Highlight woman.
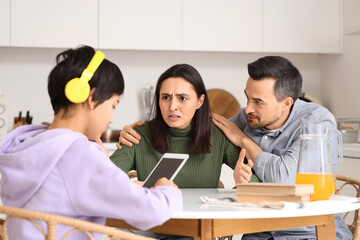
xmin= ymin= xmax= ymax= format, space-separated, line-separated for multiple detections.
xmin=0 ymin=46 xmax=182 ymax=240
xmin=110 ymin=64 xmax=259 ymax=188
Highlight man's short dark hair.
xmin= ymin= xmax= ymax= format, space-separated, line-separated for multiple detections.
xmin=247 ymin=56 xmax=302 ymax=102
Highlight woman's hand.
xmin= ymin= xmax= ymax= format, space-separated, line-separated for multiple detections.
xmin=233 ymin=149 xmax=253 ymax=184
xmin=116 ymin=121 xmax=143 ymax=149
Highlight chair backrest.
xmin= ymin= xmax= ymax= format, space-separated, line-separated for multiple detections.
xmin=0 ymin=206 xmax=154 ymax=240
xmin=335 ymin=174 xmax=360 ymax=240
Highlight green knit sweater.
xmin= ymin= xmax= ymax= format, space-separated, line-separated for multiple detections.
xmin=110 ymin=123 xmax=259 ymax=188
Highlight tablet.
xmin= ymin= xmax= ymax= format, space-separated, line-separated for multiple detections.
xmin=142 ymin=153 xmax=189 ymax=188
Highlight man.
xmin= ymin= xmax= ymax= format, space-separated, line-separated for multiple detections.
xmin=213 ymin=56 xmax=335 ymax=184
xmin=116 ymin=56 xmax=352 ymax=240
xmin=211 ymin=56 xmax=352 ymax=239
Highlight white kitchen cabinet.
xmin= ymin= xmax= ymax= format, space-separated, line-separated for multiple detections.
xmin=263 ymin=0 xmax=342 ymax=53
xmin=338 ymin=144 xmax=360 ymax=180
xmin=336 ymin=145 xmax=360 ymax=203
xmin=0 ymin=0 xmax=10 ymax=46
xmin=99 ymin=0 xmax=182 ymax=50
xmin=4 ymin=0 xmax=343 ymax=53
xmin=11 ymin=0 xmax=98 ymax=48
xmin=182 ymin=0 xmax=262 ymax=52
xmin=343 ymin=0 xmax=360 ymax=35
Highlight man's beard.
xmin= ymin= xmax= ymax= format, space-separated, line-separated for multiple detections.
xmin=247 ymin=113 xmax=281 ymax=129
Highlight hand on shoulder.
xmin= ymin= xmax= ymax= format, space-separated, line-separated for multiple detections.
xmin=116 ymin=121 xmax=143 ymax=149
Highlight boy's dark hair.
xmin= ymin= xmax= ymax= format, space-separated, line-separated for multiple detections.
xmin=48 ymin=45 xmax=124 ymax=114
xmin=148 ymin=64 xmax=212 ymax=154
xmin=247 ymin=56 xmax=302 ymax=102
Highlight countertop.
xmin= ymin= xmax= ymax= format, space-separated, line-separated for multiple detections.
xmin=103 ymin=142 xmax=360 ymax=159
xmin=103 ymin=142 xmax=117 ymax=151
xmin=103 ymin=142 xmax=117 ymax=156
xmin=343 ymin=143 xmax=360 ymax=158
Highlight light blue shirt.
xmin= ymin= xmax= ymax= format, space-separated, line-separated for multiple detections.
xmin=231 ymin=99 xmax=339 ymax=183
xmin=230 ymin=99 xmax=352 ymax=240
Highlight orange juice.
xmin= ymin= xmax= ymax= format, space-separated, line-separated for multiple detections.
xmin=296 ymin=173 xmax=335 ymax=201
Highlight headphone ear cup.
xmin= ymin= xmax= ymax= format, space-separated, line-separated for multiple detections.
xmin=64 ymin=78 xmax=90 ymax=103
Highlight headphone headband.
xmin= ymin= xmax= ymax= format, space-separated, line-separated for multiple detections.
xmin=64 ymin=50 xmax=105 ymax=103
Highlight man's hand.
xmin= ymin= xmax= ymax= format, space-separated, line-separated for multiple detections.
xmin=233 ymin=149 xmax=253 ymax=184
xmin=95 ymin=138 xmax=109 ymax=158
xmin=153 ymin=177 xmax=180 ymax=191
xmin=116 ymin=121 xmax=143 ymax=149
xmin=212 ymin=113 xmax=246 ymax=147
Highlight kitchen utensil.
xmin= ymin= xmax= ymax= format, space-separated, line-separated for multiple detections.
xmin=18 ymin=111 xmax=22 ymax=122
xmin=296 ymin=118 xmax=342 ymax=201
xmin=340 ymin=129 xmax=359 ymax=143
xmin=140 ymin=87 xmax=153 ymax=120
xmin=100 ymin=129 xmax=121 ymax=143
xmin=25 ymin=111 xmax=33 ymax=124
xmin=207 ymin=89 xmax=240 ymax=119
xmin=337 ymin=118 xmax=360 ymax=143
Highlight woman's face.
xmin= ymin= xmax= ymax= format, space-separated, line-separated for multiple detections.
xmin=159 ymin=77 xmax=204 ymax=129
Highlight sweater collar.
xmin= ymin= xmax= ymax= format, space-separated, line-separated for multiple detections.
xmin=169 ymin=124 xmax=192 ymax=137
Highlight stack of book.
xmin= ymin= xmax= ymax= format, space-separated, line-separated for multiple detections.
xmin=236 ymin=183 xmax=314 ymax=203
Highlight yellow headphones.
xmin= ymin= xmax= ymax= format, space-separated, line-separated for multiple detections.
xmin=64 ymin=50 xmax=105 ymax=103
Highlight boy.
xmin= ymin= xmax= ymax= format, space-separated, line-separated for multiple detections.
xmin=0 ymin=45 xmax=182 ymax=240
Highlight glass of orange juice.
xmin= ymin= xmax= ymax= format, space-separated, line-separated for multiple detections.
xmin=296 ymin=118 xmax=342 ymax=201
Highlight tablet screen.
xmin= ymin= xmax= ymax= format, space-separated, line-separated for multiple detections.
xmin=142 ymin=156 xmax=186 ymax=188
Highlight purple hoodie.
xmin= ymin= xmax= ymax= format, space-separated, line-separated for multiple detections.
xmin=0 ymin=125 xmax=183 ymax=240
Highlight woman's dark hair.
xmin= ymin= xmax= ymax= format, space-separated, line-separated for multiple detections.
xmin=148 ymin=64 xmax=212 ymax=154
xmin=247 ymin=56 xmax=302 ymax=102
xmin=48 ymin=45 xmax=124 ymax=114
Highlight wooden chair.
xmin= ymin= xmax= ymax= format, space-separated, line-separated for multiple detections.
xmin=335 ymin=175 xmax=360 ymax=240
xmin=0 ymin=205 xmax=154 ymax=240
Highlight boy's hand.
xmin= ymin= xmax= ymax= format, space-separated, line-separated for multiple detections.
xmin=153 ymin=177 xmax=180 ymax=191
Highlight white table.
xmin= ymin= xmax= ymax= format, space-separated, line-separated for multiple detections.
xmin=106 ymin=188 xmax=360 ymax=240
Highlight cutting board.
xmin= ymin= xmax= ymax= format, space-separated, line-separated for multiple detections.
xmin=207 ymin=89 xmax=241 ymax=119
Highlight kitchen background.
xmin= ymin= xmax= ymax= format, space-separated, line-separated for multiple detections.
xmin=0 ymin=0 xmax=360 ymax=187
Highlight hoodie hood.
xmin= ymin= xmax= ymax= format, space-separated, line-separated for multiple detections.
xmin=0 ymin=125 xmax=86 ymax=208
